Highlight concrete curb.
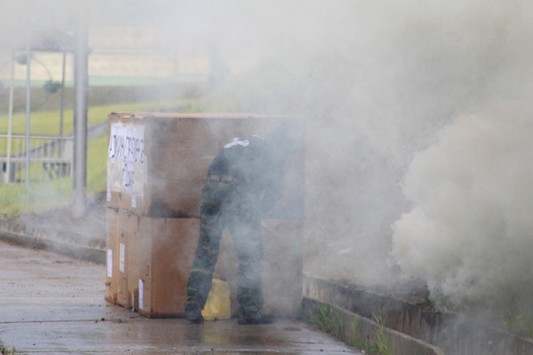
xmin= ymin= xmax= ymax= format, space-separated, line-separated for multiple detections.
xmin=302 ymin=297 xmax=446 ymax=355
xmin=303 ymin=274 xmax=533 ymax=355
xmin=0 ymin=228 xmax=105 ymax=264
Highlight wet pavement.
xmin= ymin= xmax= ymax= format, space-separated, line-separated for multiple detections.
xmin=0 ymin=240 xmax=359 ymax=354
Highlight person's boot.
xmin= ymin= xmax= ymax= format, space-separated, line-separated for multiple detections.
xmin=237 ymin=312 xmax=273 ymax=325
xmin=184 ymin=302 xmax=204 ymax=324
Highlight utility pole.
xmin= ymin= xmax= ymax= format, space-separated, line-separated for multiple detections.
xmin=72 ymin=16 xmax=88 ymax=218
xmin=24 ymin=31 xmax=32 ymax=186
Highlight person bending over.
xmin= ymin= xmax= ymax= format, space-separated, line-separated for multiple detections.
xmin=184 ymin=125 xmax=295 ymax=325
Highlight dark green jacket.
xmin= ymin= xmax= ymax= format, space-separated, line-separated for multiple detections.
xmin=207 ymin=135 xmax=286 ymax=213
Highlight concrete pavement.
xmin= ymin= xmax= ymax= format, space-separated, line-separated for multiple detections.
xmin=0 ymin=240 xmax=359 ymax=354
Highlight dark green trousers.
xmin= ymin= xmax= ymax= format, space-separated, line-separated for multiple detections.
xmin=186 ymin=180 xmax=264 ymax=317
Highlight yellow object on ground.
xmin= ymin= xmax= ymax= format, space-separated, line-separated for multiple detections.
xmin=201 ymin=278 xmax=231 ymax=320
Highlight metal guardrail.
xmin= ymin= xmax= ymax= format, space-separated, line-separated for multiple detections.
xmin=0 ymin=134 xmax=74 ymax=183
xmin=0 ymin=121 xmax=108 ymax=184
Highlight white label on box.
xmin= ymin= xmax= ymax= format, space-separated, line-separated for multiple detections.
xmin=108 ymin=124 xmax=146 ymax=163
xmin=138 ymin=279 xmax=144 ymax=311
xmin=107 ymin=123 xmax=146 ymax=200
xmin=107 ymin=249 xmax=113 ymax=278
xmin=119 ymin=243 xmax=125 ymax=273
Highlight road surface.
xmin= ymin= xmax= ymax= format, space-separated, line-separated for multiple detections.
xmin=0 ymin=240 xmax=360 ymax=354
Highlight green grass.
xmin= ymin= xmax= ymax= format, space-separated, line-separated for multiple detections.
xmin=311 ymin=304 xmax=392 ymax=355
xmin=0 ymin=101 xmax=185 ymax=137
xmin=372 ymin=314 xmax=392 ymax=355
xmin=0 ymin=180 xmax=70 ymax=216
xmin=87 ymin=134 xmax=109 ymax=193
xmin=501 ymin=295 xmax=533 ymax=338
xmin=311 ymin=303 xmax=343 ymax=338
xmin=351 ymin=316 xmax=366 ymax=350
xmin=0 ymin=344 xmax=17 ymax=354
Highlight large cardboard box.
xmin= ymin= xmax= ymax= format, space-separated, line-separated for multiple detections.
xmin=105 ymin=209 xmax=198 ymax=315
xmin=104 ymin=208 xmax=119 ymax=304
xmin=117 ymin=210 xmax=141 ymax=309
xmin=137 ymin=217 xmax=199 ymax=318
xmin=105 ymin=112 xmax=306 ymax=318
xmin=105 ymin=208 xmax=140 ymax=309
xmin=106 ymin=213 xmax=303 ymax=318
xmin=106 ymin=113 xmax=287 ymax=218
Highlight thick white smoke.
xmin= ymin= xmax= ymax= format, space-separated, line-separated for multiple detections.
xmin=391 ymin=104 xmax=533 ymax=316
xmin=2 ymin=0 xmax=533 ymax=321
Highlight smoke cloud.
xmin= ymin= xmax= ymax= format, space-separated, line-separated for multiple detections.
xmin=392 ymin=105 xmax=533 ymax=307
xmin=385 ymin=0 xmax=533 ymax=328
xmin=1 ymin=0 xmax=533 ymax=327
